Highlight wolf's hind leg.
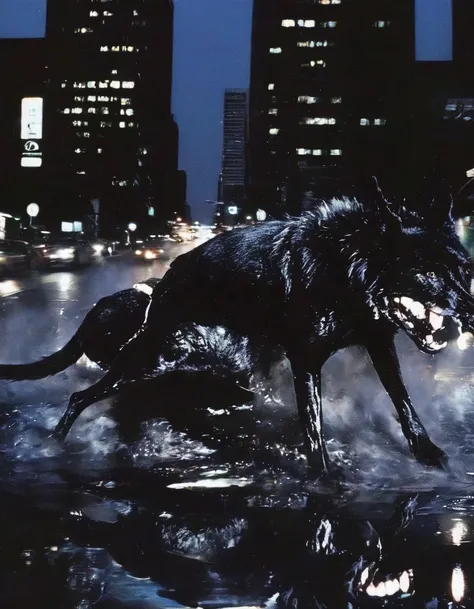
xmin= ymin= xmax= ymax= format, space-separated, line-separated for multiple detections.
xmin=366 ymin=339 xmax=448 ymax=469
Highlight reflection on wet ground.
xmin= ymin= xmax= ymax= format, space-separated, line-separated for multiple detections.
xmin=1 ymin=251 xmax=474 ymax=606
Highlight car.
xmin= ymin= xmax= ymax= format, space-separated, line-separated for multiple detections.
xmin=37 ymin=236 xmax=97 ymax=269
xmin=0 ymin=240 xmax=44 ymax=278
xmin=133 ymin=239 xmax=166 ymax=262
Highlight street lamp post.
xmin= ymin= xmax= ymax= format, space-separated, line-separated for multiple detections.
xmin=26 ymin=203 xmax=40 ymax=227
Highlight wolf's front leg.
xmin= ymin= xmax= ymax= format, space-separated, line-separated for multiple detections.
xmin=291 ymin=361 xmax=332 ymax=477
xmin=366 ymin=339 xmax=448 ymax=469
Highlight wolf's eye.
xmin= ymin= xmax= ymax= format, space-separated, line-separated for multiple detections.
xmin=427 ymin=272 xmax=436 ymax=279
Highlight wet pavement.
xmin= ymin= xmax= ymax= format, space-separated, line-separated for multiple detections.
xmin=1 ymin=238 xmax=474 ymax=607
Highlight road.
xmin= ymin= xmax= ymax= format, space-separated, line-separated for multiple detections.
xmin=0 ymin=240 xmax=198 ymax=362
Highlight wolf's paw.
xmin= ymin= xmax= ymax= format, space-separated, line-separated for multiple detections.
xmin=411 ymin=436 xmax=448 ymax=470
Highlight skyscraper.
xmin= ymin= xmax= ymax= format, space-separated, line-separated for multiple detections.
xmin=248 ymin=0 xmax=415 ymax=217
xmin=219 ymin=89 xmax=248 ymax=212
xmin=45 ymin=0 xmax=179 ymax=236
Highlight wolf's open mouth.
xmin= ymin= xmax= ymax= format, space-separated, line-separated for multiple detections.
xmin=392 ymin=296 xmax=449 ymax=351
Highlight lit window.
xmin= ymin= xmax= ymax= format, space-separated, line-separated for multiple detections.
xmin=82 ymin=132 xmax=91 ymax=138
xmin=322 ymin=21 xmax=337 ymax=27
xmin=268 ymin=83 xmax=275 ymax=90
xmin=296 ymin=148 xmax=311 ymax=155
xmin=298 ymin=95 xmax=320 ymax=104
xmin=75 ymin=148 xmax=85 ymax=154
xmin=119 ymin=121 xmax=126 ymax=128
xmin=100 ymin=121 xmax=112 ymax=127
xmin=282 ymin=19 xmax=295 ymax=27
xmin=90 ymin=10 xmax=98 ymax=16
xmin=103 ymin=10 xmax=113 ymax=16
xmin=73 ymin=82 xmax=86 ymax=88
xmin=121 ymin=97 xmax=132 ymax=105
xmin=133 ymin=10 xmax=138 ymax=16
xmin=98 ymin=96 xmax=109 ymax=102
xmin=360 ymin=118 xmax=370 ymax=126
xmin=121 ymin=46 xmax=127 ymax=51
xmin=125 ymin=108 xmax=134 ymax=116
xmin=374 ymin=21 xmax=389 ymax=28
xmin=330 ymin=97 xmax=342 ymax=103
xmin=112 ymin=46 xmax=120 ymax=52
xmin=110 ymin=81 xmax=120 ymax=89
xmin=122 ymin=81 xmax=135 ymax=88
xmin=319 ymin=0 xmax=341 ymax=3
xmin=301 ymin=117 xmax=336 ymax=125
xmin=77 ymin=171 xmax=86 ymax=175
xmin=71 ymin=108 xmax=83 ymax=114
xmin=269 ymin=128 xmax=279 ymax=135
xmin=330 ymin=149 xmax=342 ymax=155
xmin=100 ymin=45 xmax=108 ymax=51
xmin=268 ymin=108 xmax=278 ymax=115
xmin=99 ymin=81 xmax=108 ymax=89
xmin=304 ymin=20 xmax=316 ymax=27
xmin=74 ymin=96 xmax=84 ymax=102
xmin=374 ymin=118 xmax=386 ymax=125
xmin=61 ymin=83 xmax=67 ymax=88
xmin=127 ymin=46 xmax=134 ymax=52
xmin=74 ymin=27 xmax=93 ymax=34
xmin=312 ymin=149 xmax=322 ymax=155
xmin=63 ymin=108 xmax=71 ymax=114
xmin=308 ymin=60 xmax=326 ymax=67
xmin=97 ymin=148 xmax=102 ymax=154
xmin=111 ymin=69 xmax=118 ymax=75
xmin=101 ymin=107 xmax=109 ymax=114
xmin=88 ymin=108 xmax=97 ymax=114
xmin=87 ymin=81 xmax=96 ymax=88
xmin=128 ymin=122 xmax=135 ymax=127
xmin=270 ymin=47 xmax=282 ymax=54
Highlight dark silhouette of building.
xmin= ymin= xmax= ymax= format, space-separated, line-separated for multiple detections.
xmin=248 ymin=0 xmax=415 ymax=217
xmin=219 ymin=89 xmax=248 ymax=214
xmin=0 ymin=39 xmax=48 ymax=230
xmin=45 ymin=0 xmax=180 ymax=237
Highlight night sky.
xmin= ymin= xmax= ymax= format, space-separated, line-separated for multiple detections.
xmin=0 ymin=0 xmax=452 ymax=222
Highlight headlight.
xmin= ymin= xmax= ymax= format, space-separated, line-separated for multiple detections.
xmin=135 ymin=250 xmax=143 ymax=255
xmin=144 ymin=250 xmax=158 ymax=259
xmin=92 ymin=244 xmax=104 ymax=254
xmin=55 ymin=248 xmax=75 ymax=259
xmin=0 ymin=256 xmax=5 ymax=263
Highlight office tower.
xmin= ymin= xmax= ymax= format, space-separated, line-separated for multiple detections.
xmin=220 ymin=89 xmax=248 ymax=212
xmin=45 ymin=0 xmax=179 ymax=236
xmin=248 ymin=0 xmax=415 ymax=217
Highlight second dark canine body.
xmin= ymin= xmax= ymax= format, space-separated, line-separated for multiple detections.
xmin=51 ymin=179 xmax=474 ymax=477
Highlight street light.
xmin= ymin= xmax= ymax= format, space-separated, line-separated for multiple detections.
xmin=26 ymin=203 xmax=40 ymax=227
xmin=128 ymin=222 xmax=137 ymax=232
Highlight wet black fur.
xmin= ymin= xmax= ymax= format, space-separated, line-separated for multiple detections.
xmin=48 ymin=179 xmax=474 ymax=477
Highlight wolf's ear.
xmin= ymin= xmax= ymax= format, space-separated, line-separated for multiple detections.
xmin=371 ymin=176 xmax=402 ymax=228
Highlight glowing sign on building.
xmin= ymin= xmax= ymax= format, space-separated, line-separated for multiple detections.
xmin=20 ymin=97 xmax=43 ymax=167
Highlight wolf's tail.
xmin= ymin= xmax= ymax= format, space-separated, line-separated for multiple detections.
xmin=0 ymin=332 xmax=83 ymax=381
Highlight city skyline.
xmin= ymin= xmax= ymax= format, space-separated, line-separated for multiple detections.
xmin=0 ymin=0 xmax=454 ymax=221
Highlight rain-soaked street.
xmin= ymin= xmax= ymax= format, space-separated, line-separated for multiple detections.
xmin=3 ymin=236 xmax=474 ymax=607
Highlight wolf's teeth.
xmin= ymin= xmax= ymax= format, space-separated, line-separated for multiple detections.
xmin=429 ymin=310 xmax=444 ymax=331
xmin=426 ymin=335 xmax=434 ymax=344
xmin=400 ymin=296 xmax=413 ymax=308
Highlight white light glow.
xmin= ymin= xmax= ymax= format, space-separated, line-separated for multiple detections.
xmin=452 ymin=565 xmax=465 ymax=603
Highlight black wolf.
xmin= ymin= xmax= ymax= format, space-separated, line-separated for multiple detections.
xmin=51 ymin=179 xmax=474 ymax=477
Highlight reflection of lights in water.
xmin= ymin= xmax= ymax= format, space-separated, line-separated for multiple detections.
xmin=451 ymin=520 xmax=468 ymax=546
xmin=452 ymin=565 xmax=465 ymax=603
xmin=58 ymin=273 xmax=74 ymax=294
xmin=168 ymin=477 xmax=251 ymax=490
